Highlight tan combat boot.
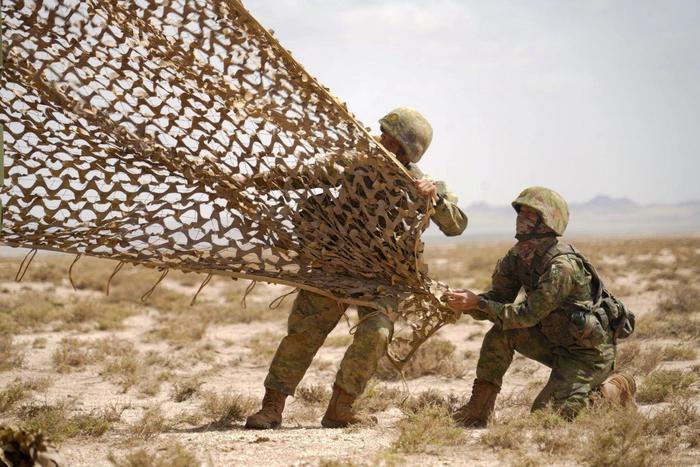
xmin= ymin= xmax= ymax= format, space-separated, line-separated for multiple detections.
xmin=452 ymin=379 xmax=501 ymax=428
xmin=599 ymin=373 xmax=637 ymax=408
xmin=321 ymin=384 xmax=363 ymax=428
xmin=245 ymin=388 xmax=287 ymax=429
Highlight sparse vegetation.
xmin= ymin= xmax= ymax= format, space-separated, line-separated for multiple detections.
xmin=198 ymin=391 xmax=256 ymax=429
xmin=108 ymin=441 xmax=199 ymax=467
xmin=1 ymin=238 xmax=699 ymax=465
xmin=19 ymin=401 xmax=111 ymax=441
xmin=377 ymin=338 xmax=465 ymax=380
xmin=662 ymin=344 xmax=698 ymax=361
xmin=172 ymin=376 xmax=203 ymax=402
xmin=296 ymin=384 xmax=331 ymax=405
xmin=0 ymin=378 xmax=50 ymax=413
xmin=0 ymin=334 xmax=23 ymax=371
xmin=130 ymin=406 xmax=168 ymax=440
xmin=637 ymin=369 xmax=698 ymax=403
xmin=391 ymin=405 xmax=464 ymax=454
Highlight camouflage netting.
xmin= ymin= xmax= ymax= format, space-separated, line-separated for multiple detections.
xmin=0 ymin=0 xmax=456 ymax=364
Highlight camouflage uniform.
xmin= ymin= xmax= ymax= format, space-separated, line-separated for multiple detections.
xmin=475 ymin=237 xmax=616 ymax=415
xmin=265 ymin=173 xmax=466 ymax=397
xmin=247 ymin=107 xmax=467 ymax=429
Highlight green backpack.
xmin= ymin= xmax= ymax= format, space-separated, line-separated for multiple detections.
xmin=542 ymin=243 xmax=636 ymax=345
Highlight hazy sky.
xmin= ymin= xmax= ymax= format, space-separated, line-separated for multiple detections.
xmin=244 ymin=0 xmax=699 ymax=206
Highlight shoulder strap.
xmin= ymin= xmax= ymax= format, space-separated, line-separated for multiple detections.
xmin=538 ymin=243 xmax=604 ymax=303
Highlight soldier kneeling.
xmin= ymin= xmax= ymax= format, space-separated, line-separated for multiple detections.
xmin=444 ymin=187 xmax=636 ymax=427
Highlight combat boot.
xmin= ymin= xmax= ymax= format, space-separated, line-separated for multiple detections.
xmin=599 ymin=373 xmax=637 ymax=408
xmin=244 ymin=388 xmax=287 ymax=429
xmin=452 ymin=378 xmax=500 ymax=428
xmin=321 ymin=384 xmax=363 ymax=428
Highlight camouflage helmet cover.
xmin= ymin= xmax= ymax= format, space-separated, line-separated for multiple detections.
xmin=379 ymin=107 xmax=433 ymax=163
xmin=512 ymin=186 xmax=569 ymax=236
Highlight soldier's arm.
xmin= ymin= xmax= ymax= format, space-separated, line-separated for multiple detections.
xmin=431 ymin=182 xmax=468 ymax=236
xmin=480 ymin=256 xmax=577 ymax=329
xmin=480 ymin=251 xmax=521 ymax=303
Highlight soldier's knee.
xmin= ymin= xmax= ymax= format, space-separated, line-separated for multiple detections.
xmin=356 ymin=314 xmax=393 ymax=340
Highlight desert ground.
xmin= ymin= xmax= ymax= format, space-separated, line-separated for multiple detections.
xmin=1 ymin=236 xmax=699 ymax=466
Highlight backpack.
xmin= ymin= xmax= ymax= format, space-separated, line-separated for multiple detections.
xmin=542 ymin=244 xmax=635 ymax=345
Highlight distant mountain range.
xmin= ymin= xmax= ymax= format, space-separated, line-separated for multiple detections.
xmin=428 ymin=195 xmax=700 ymax=238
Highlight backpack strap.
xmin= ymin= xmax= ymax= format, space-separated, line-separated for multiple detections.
xmin=538 ymin=243 xmax=604 ymax=304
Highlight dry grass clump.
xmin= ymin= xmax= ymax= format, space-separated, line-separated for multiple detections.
xmin=637 ymin=369 xmax=698 ymax=403
xmin=19 ymin=401 xmax=111 ymax=441
xmin=662 ymin=344 xmax=698 ymax=361
xmin=0 ymin=378 xmax=51 ymax=413
xmin=481 ymin=395 xmax=700 ymax=465
xmin=129 ymin=406 xmax=168 ymax=440
xmin=108 ymin=441 xmax=199 ymax=467
xmin=376 ymin=338 xmax=465 ymax=380
xmin=172 ymin=376 xmax=203 ymax=403
xmin=615 ymin=340 xmax=662 ymax=376
xmin=148 ymin=312 xmax=210 ymax=345
xmin=354 ymin=382 xmax=404 ymax=413
xmin=296 ymin=384 xmax=331 ymax=405
xmin=391 ymin=405 xmax=465 ymax=454
xmin=198 ymin=391 xmax=256 ymax=429
xmin=401 ymin=389 xmax=461 ymax=415
xmin=635 ymin=286 xmax=700 ymax=341
xmin=0 ymin=288 xmax=135 ymax=333
xmin=0 ymin=334 xmax=24 ymax=371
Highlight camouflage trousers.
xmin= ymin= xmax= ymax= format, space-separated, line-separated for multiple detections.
xmin=477 ymin=324 xmax=615 ymax=417
xmin=264 ymin=289 xmax=393 ymax=397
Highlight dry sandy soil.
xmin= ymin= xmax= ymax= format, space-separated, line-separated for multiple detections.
xmin=1 ymin=236 xmax=699 ymax=466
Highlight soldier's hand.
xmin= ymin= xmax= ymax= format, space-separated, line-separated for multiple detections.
xmin=415 ymin=179 xmax=438 ymax=199
xmin=443 ymin=289 xmax=480 ymax=312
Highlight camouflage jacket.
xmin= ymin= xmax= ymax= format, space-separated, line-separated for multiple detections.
xmin=479 ymin=239 xmax=597 ymax=346
xmin=407 ymin=164 xmax=467 ymax=237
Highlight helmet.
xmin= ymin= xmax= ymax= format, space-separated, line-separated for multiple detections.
xmin=379 ymin=108 xmax=433 ymax=163
xmin=512 ymin=187 xmax=569 ymax=236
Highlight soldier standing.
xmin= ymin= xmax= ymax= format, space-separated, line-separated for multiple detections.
xmin=245 ymin=108 xmax=468 ymax=429
xmin=444 ymin=187 xmax=635 ymax=426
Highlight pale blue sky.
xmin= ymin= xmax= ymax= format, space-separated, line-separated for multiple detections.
xmin=244 ymin=0 xmax=700 ymax=206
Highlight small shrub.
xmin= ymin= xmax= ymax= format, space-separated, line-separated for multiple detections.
xmin=392 ymin=405 xmax=464 ymax=454
xmin=377 ymin=338 xmax=465 ymax=380
xmin=19 ymin=402 xmax=111 ymax=441
xmin=662 ymin=345 xmax=697 ymax=361
xmin=402 ymin=389 xmax=460 ymax=415
xmin=637 ymin=369 xmax=698 ymax=403
xmin=52 ymin=338 xmax=91 ymax=372
xmin=615 ymin=341 xmax=662 ymax=376
xmin=108 ymin=441 xmax=198 ymax=467
xmin=296 ymin=384 xmax=330 ymax=405
xmin=149 ymin=313 xmax=209 ymax=344
xmin=355 ymin=383 xmax=403 ymax=414
xmin=130 ymin=406 xmax=167 ymax=440
xmin=172 ymin=377 xmax=202 ymax=402
xmin=199 ymin=391 xmax=256 ymax=428
xmin=0 ymin=334 xmax=23 ymax=371
xmin=0 ymin=378 xmax=50 ymax=413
